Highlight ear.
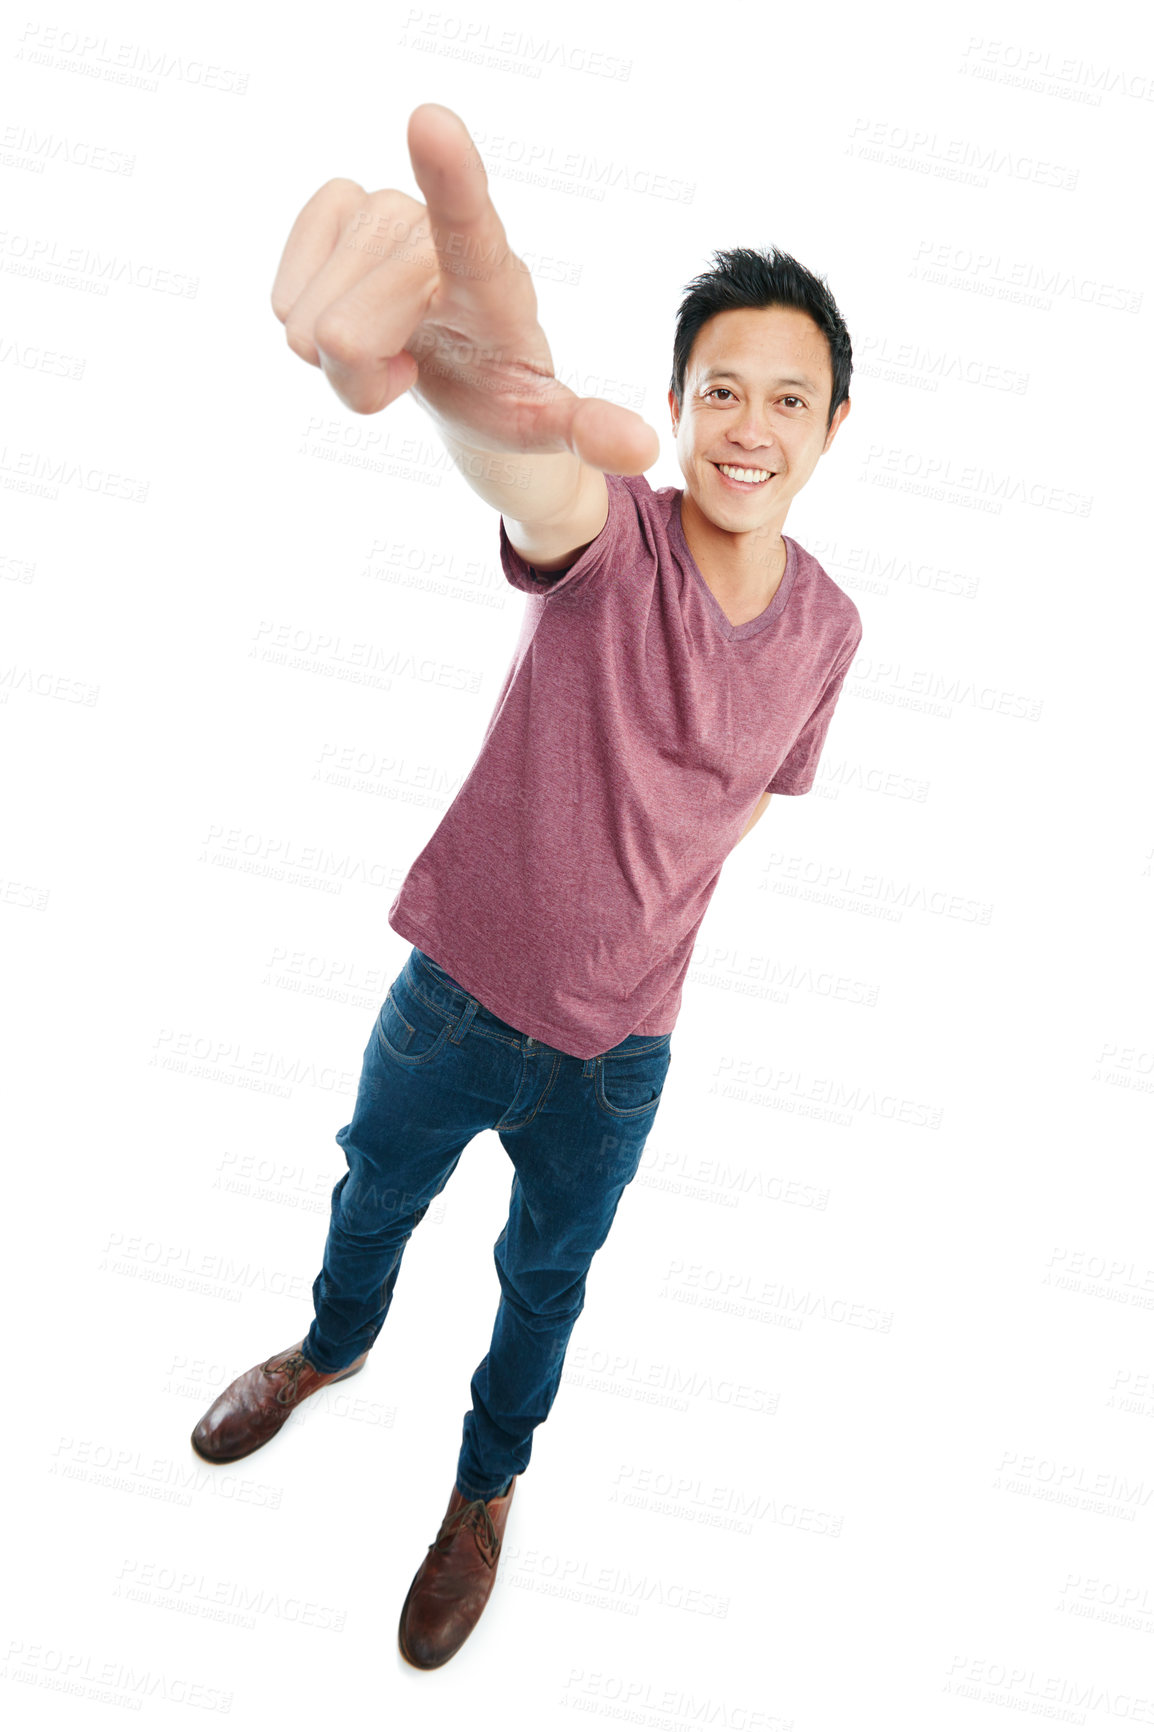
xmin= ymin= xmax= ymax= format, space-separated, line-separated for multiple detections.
xmin=667 ymin=386 xmax=678 ymax=432
xmin=822 ymin=396 xmax=851 ymax=453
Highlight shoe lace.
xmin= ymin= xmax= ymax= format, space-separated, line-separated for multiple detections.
xmin=433 ymin=1498 xmax=500 ymax=1567
xmin=263 ymin=1349 xmax=310 ymax=1406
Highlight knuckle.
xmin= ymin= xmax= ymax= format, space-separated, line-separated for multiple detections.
xmin=358 ymin=189 xmax=425 ymax=242
xmin=320 ymin=175 xmax=366 ymax=198
xmin=312 ymin=311 xmax=366 ymax=365
xmin=283 ymin=321 xmax=320 ymax=366
xmin=364 ymin=186 xmax=410 ymax=214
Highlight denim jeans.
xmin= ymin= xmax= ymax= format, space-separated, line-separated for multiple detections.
xmin=301 ymin=945 xmax=672 ymax=1503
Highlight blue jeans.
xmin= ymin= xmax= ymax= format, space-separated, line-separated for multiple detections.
xmin=301 ymin=945 xmax=672 ymax=1503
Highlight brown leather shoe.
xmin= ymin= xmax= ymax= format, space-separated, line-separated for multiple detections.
xmin=398 ymin=1477 xmax=517 ymax=1669
xmin=189 ymin=1339 xmax=369 ymax=1464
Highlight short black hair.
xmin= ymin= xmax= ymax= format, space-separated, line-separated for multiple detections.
xmin=670 ymin=245 xmax=852 ymax=432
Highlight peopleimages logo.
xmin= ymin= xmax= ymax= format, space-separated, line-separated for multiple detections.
xmin=15 ymin=23 xmax=249 ymax=95
xmin=397 ymin=10 xmax=633 ymax=81
xmin=912 ymin=238 xmax=1142 ymax=314
xmin=847 ymin=115 xmax=1079 ymax=189
xmin=467 ymin=130 xmax=695 ymax=204
xmin=959 ymin=35 xmax=1154 ymax=104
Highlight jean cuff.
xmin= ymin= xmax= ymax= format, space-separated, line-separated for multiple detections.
xmin=457 ymin=1475 xmax=512 ymax=1502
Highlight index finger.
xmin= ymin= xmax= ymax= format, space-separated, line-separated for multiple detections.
xmin=406 ymin=103 xmax=514 ymax=292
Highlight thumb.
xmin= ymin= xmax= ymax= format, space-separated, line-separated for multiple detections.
xmin=567 ymin=396 xmax=661 ymax=476
xmin=390 ymin=350 xmax=420 ymax=395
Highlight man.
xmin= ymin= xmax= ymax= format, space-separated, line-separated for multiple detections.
xmin=190 ymin=102 xmax=861 ymax=1670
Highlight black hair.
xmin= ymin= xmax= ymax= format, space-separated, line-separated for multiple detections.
xmin=670 ymin=245 xmax=852 ymax=431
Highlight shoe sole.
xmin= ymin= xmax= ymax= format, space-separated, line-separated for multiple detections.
xmin=189 ymin=1358 xmax=367 ymax=1465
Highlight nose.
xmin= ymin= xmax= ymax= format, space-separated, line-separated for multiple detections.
xmin=727 ymin=404 xmax=775 ymax=453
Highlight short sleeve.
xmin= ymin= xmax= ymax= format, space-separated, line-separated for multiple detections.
xmin=766 ymin=629 xmax=860 ymax=795
xmin=499 ymin=471 xmax=634 ymax=600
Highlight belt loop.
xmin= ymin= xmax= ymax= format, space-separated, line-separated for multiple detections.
xmin=582 ymin=1056 xmax=597 ymax=1077
xmin=449 ymin=998 xmax=479 ymax=1045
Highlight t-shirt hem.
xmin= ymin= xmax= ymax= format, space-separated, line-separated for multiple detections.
xmin=389 ymin=908 xmax=632 ymax=1062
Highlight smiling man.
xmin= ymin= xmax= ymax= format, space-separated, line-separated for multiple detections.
xmin=189 ymin=103 xmax=861 ymax=1672
xmin=673 ymin=296 xmax=852 ymax=625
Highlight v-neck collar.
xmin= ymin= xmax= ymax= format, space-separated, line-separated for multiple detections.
xmin=670 ymin=490 xmax=798 ymax=643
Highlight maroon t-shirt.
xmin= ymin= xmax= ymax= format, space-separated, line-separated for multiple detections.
xmin=388 ymin=470 xmax=862 ymax=1060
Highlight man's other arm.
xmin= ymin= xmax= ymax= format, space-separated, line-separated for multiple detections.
xmin=738 ymin=792 xmax=771 ymax=842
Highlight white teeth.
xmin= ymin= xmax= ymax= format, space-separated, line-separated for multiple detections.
xmin=717 ymin=463 xmax=773 ymax=484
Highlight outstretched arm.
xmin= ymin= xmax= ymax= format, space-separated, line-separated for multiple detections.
xmin=270 ymin=103 xmax=659 ymax=554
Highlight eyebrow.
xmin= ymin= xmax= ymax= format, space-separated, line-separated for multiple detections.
xmin=700 ymin=367 xmax=819 ymax=393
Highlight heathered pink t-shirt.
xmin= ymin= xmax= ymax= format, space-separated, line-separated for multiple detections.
xmin=388 ymin=470 xmax=862 ymax=1060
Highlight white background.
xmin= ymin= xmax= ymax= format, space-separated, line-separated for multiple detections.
xmin=3 ymin=0 xmax=1152 ymax=1725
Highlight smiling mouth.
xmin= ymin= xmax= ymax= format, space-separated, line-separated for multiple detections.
xmin=713 ymin=461 xmax=775 ymax=487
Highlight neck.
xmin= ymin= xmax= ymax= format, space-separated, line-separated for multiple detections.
xmin=679 ymin=489 xmax=785 ymax=597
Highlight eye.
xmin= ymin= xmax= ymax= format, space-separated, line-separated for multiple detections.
xmin=705 ymin=387 xmax=806 ymax=409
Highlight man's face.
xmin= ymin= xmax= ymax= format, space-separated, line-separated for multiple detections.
xmin=668 ymin=305 xmax=850 ymax=544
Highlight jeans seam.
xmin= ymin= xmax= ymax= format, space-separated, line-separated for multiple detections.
xmin=495 ymin=1052 xmax=562 ymax=1131
xmin=377 ymin=1006 xmax=454 ymax=1067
